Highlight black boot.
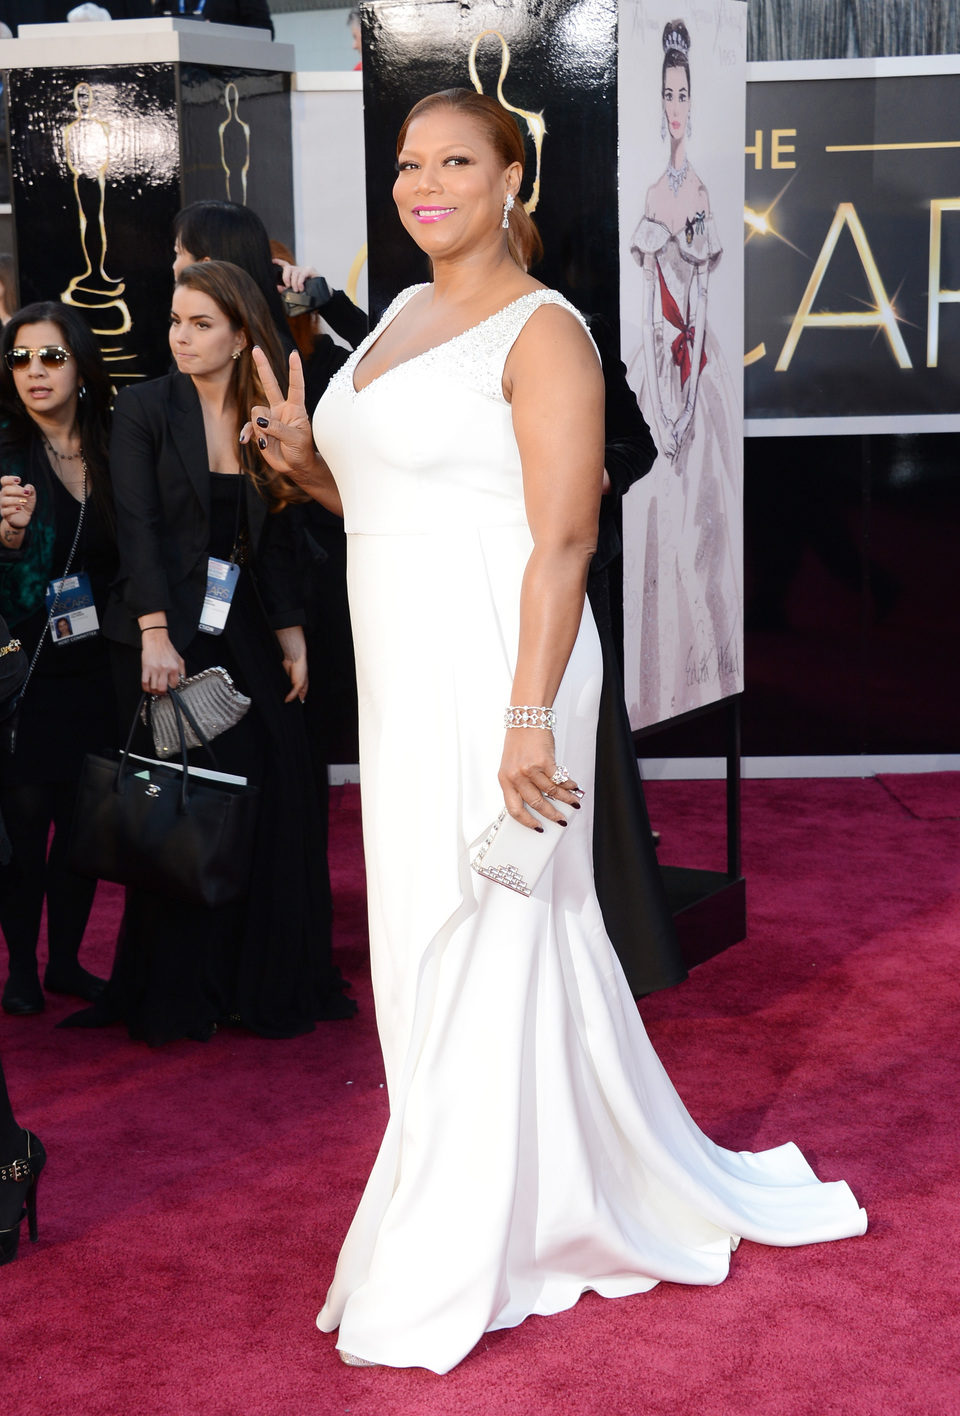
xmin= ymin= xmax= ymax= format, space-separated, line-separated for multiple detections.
xmin=1 ymin=966 xmax=44 ymax=1015
xmin=0 ymin=1130 xmax=46 ymax=1265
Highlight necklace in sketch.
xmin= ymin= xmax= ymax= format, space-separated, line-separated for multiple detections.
xmin=666 ymin=157 xmax=689 ymax=197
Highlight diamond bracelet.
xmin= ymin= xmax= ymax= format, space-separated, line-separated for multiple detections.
xmin=504 ymin=705 xmax=556 ymax=730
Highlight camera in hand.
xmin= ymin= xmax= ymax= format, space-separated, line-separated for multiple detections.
xmin=281 ymin=276 xmax=333 ymax=318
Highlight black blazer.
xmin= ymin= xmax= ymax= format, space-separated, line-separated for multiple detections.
xmin=586 ymin=314 xmax=658 ymax=573
xmin=103 ymin=371 xmax=301 ymax=650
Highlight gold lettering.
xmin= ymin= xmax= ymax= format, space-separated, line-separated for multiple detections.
xmin=776 ymin=202 xmax=912 ymax=371
xmin=771 ymin=129 xmax=796 ymax=168
xmin=744 ymin=128 xmax=763 ymax=169
xmin=927 ymin=199 xmax=960 ymax=367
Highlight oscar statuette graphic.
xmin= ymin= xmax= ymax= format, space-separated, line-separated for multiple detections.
xmin=60 ymin=82 xmax=139 ymax=383
xmin=218 ymin=81 xmax=251 ymax=205
xmin=467 ymin=29 xmax=546 ymax=216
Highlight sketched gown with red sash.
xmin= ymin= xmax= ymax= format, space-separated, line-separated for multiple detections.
xmin=628 ymin=213 xmax=742 ymax=723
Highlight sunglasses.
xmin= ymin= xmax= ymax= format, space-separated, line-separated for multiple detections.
xmin=5 ymin=345 xmax=73 ymax=370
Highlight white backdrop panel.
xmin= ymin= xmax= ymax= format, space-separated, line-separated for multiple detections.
xmin=291 ymin=74 xmax=368 ymax=321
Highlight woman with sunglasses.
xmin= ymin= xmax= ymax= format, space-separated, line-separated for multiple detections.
xmin=0 ymin=301 xmax=116 ymax=1015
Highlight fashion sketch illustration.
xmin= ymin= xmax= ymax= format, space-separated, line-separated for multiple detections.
xmin=626 ymin=19 xmax=743 ymax=726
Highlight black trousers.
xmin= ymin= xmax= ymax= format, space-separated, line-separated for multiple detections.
xmin=0 ymin=780 xmax=97 ymax=982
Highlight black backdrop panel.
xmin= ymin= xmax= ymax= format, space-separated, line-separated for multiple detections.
xmin=642 ymin=433 xmax=960 ymax=758
xmin=179 ymin=65 xmax=295 ymax=249
xmin=7 ymin=64 xmax=180 ymax=383
xmin=362 ymin=0 xmax=619 ymax=323
xmin=744 ymin=72 xmax=960 ymax=423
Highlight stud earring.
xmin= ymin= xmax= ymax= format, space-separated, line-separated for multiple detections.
xmin=686 ymin=113 xmax=692 ymax=139
xmin=661 ymin=112 xmax=667 ymax=141
xmin=501 ymin=192 xmax=515 ymax=230
xmin=232 ymin=349 xmax=242 ymax=361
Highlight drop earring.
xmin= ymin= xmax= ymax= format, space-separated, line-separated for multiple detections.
xmin=686 ymin=113 xmax=692 ymax=139
xmin=501 ymin=192 xmax=515 ymax=230
xmin=661 ymin=112 xmax=667 ymax=141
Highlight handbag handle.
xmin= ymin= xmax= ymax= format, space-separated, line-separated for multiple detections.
xmin=115 ymin=689 xmax=221 ymax=814
xmin=163 ymin=686 xmax=220 ymax=773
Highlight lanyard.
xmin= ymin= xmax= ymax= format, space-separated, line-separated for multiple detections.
xmin=174 ymin=2 xmax=207 ymax=15
xmin=14 ymin=462 xmax=87 ymax=715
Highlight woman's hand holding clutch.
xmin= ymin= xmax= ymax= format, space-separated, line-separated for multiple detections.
xmin=498 ymin=728 xmax=582 ymax=831
xmin=140 ymin=628 xmax=185 ymax=695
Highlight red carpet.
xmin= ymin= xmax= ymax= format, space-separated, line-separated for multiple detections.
xmin=877 ymin=771 xmax=960 ymax=819
xmin=2 ymin=776 xmax=958 ymax=1416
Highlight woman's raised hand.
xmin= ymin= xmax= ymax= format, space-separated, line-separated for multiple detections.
xmin=241 ymin=347 xmax=319 ymax=490
xmin=0 ymin=475 xmax=36 ymax=530
xmin=275 ymin=260 xmax=319 ymax=294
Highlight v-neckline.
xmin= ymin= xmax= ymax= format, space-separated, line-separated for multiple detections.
xmin=350 ymin=288 xmax=542 ymax=396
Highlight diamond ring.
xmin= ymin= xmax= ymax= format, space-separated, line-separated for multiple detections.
xmin=551 ymin=765 xmax=570 ymax=785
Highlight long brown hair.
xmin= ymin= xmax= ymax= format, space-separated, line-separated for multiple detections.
xmin=175 ymin=260 xmax=290 ymax=502
xmin=396 ymin=88 xmax=543 ymax=272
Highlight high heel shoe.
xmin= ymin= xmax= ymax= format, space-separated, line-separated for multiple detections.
xmin=43 ymin=964 xmax=106 ymax=1003
xmin=0 ymin=1129 xmax=46 ymax=1266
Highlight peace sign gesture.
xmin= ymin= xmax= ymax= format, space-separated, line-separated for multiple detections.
xmin=241 ymin=347 xmax=343 ymax=515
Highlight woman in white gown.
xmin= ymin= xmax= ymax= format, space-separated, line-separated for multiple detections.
xmin=243 ymin=87 xmax=866 ymax=1375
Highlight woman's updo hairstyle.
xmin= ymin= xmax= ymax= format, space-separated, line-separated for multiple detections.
xmin=662 ymin=20 xmax=691 ymax=93
xmin=396 ymin=88 xmax=543 ymax=272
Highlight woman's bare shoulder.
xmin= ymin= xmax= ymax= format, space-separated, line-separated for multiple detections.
xmin=507 ymin=298 xmax=600 ymax=392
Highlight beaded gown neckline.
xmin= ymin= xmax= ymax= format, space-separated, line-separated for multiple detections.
xmin=349 ymin=288 xmax=548 ymax=397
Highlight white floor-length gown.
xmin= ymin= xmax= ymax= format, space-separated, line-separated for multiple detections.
xmin=311 ymin=286 xmax=866 ymax=1374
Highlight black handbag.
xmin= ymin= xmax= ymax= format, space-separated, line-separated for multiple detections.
xmin=0 ymin=614 xmax=27 ymax=724
xmin=67 ymin=688 xmax=258 ymax=907
xmin=0 ymin=612 xmax=28 ymax=864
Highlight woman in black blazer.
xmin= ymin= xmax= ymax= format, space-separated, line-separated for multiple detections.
xmin=66 ymin=260 xmax=354 ymax=1044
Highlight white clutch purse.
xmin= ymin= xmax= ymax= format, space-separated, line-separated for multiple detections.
xmin=470 ymin=799 xmax=575 ymax=897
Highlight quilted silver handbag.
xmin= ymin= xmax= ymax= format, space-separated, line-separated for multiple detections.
xmin=141 ymin=666 xmax=251 ymax=758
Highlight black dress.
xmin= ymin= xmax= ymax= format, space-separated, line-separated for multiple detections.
xmin=1 ymin=465 xmax=117 ymax=787
xmin=585 ymin=315 xmax=687 ymax=997
xmin=65 ymin=473 xmax=354 ymax=1044
xmin=0 ymin=436 xmax=118 ymax=1000
xmin=297 ymin=333 xmax=360 ymax=767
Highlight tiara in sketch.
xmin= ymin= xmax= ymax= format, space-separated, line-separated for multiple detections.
xmin=664 ymin=27 xmax=690 ymax=55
